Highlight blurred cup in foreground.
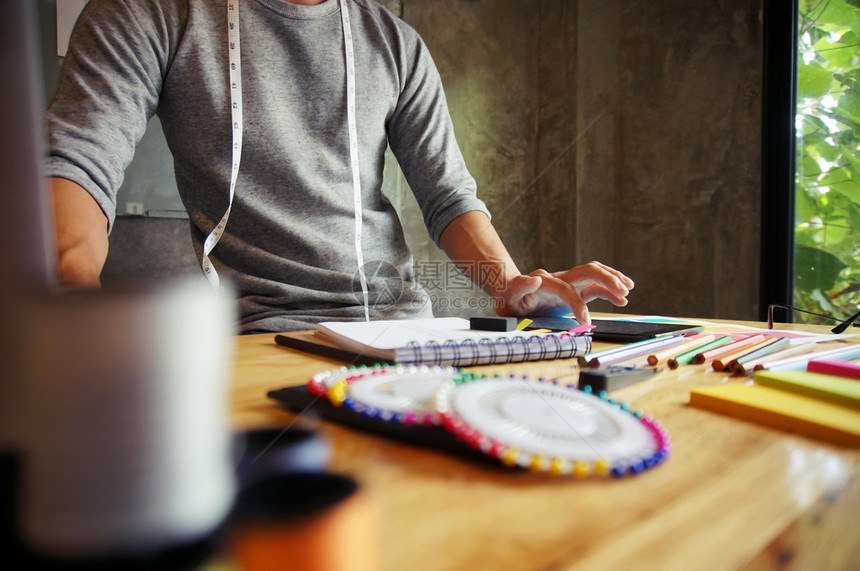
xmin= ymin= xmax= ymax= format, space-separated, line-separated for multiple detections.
xmin=17 ymin=277 xmax=236 ymax=567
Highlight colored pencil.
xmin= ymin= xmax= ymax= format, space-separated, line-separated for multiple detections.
xmin=714 ymin=337 xmax=789 ymax=372
xmin=647 ymin=334 xmax=715 ymax=366
xmin=668 ymin=335 xmax=732 ymax=369
xmin=584 ymin=335 xmax=685 ymax=368
xmin=726 ymin=337 xmax=790 ymax=373
xmin=733 ymin=342 xmax=817 ymax=376
xmin=579 ymin=335 xmax=674 ymax=365
xmin=693 ymin=334 xmax=766 ymax=365
xmin=757 ymin=344 xmax=860 ymax=373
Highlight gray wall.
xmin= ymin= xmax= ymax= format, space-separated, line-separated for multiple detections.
xmin=42 ymin=0 xmax=764 ymax=320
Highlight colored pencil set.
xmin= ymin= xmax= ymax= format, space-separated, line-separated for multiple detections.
xmin=580 ymin=331 xmax=860 ymax=376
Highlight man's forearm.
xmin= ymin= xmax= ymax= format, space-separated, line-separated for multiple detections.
xmin=51 ymin=177 xmax=109 ymax=287
xmin=438 ymin=210 xmax=520 ymax=296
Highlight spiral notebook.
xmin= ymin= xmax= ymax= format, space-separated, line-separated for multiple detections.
xmin=314 ymin=317 xmax=591 ymax=366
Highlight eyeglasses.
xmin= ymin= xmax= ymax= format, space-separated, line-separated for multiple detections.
xmin=767 ymin=304 xmax=860 ymax=334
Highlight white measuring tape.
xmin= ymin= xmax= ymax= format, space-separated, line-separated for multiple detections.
xmin=340 ymin=0 xmax=371 ymax=321
xmin=201 ymin=0 xmax=243 ymax=289
xmin=204 ymin=0 xmax=370 ymax=321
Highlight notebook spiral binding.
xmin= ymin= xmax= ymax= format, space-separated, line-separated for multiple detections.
xmin=401 ymin=332 xmax=592 ymax=367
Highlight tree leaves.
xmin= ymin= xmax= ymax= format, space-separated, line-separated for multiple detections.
xmin=799 ymin=60 xmax=833 ymax=98
xmin=795 ymin=245 xmax=847 ymax=293
xmin=795 ymin=0 xmax=860 ymax=321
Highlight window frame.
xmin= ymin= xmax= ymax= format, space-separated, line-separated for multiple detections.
xmin=760 ymin=0 xmax=799 ymax=323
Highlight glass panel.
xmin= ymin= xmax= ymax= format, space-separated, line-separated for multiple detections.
xmin=794 ymin=0 xmax=860 ymax=324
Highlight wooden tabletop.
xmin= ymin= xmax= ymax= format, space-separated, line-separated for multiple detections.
xmin=228 ymin=321 xmax=860 ymax=571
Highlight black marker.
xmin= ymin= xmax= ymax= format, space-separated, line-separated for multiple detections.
xmin=275 ymin=334 xmax=386 ymax=366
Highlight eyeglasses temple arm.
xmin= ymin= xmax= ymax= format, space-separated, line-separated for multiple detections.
xmin=831 ymin=309 xmax=860 ymax=334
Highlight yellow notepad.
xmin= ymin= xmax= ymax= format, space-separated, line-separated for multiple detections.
xmin=689 ymin=384 xmax=860 ymax=447
xmin=753 ymin=370 xmax=860 ymax=410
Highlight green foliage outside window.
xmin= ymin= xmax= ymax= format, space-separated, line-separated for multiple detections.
xmin=795 ymin=0 xmax=860 ymax=323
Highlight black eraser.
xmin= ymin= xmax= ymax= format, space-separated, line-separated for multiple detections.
xmin=470 ymin=316 xmax=518 ymax=332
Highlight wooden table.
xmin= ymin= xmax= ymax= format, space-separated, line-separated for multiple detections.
xmin=229 ymin=321 xmax=860 ymax=570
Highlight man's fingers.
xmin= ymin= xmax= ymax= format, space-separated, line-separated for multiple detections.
xmin=579 ymin=283 xmax=630 ymax=306
xmin=499 ymin=264 xmax=633 ymax=324
xmin=525 ymin=270 xmax=590 ymax=323
xmin=560 ymin=261 xmax=634 ymax=296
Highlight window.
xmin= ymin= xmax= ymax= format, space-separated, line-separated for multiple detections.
xmin=794 ymin=0 xmax=860 ymax=323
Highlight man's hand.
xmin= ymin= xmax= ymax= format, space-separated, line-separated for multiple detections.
xmin=439 ymin=211 xmax=633 ymax=325
xmin=495 ymin=262 xmax=634 ymax=325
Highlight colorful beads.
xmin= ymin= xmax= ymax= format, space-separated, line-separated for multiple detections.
xmin=572 ymin=461 xmax=591 ymax=479
xmin=304 ymin=366 xmax=670 ymax=479
xmin=501 ymin=447 xmax=520 ymax=467
xmin=529 ymin=455 xmax=546 ymax=472
xmin=487 ymin=440 xmax=505 ymax=458
xmin=328 ymin=380 xmax=347 ymax=406
xmin=594 ymin=460 xmax=611 ymax=477
xmin=549 ymin=458 xmax=567 ymax=476
xmin=308 ymin=378 xmax=327 ymax=396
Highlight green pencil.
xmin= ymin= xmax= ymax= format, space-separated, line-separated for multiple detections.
xmin=668 ymin=335 xmax=732 ymax=369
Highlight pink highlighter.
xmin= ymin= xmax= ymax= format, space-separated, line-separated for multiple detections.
xmin=807 ymin=359 xmax=860 ymax=380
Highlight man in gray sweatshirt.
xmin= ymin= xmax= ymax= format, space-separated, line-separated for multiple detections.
xmin=47 ymin=0 xmax=634 ymax=332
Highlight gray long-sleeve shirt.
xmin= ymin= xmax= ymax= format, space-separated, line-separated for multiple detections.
xmin=45 ymin=0 xmax=489 ymax=332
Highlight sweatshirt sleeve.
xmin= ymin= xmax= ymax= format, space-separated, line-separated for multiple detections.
xmin=384 ymin=24 xmax=490 ymax=246
xmin=44 ymin=0 xmax=182 ymax=232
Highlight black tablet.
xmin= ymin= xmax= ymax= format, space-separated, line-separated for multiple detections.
xmin=526 ymin=317 xmax=703 ymax=342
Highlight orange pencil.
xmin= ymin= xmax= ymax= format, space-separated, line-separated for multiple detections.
xmin=693 ymin=334 xmax=766 ymax=365
xmin=732 ymin=341 xmax=811 ymax=376
xmin=726 ymin=337 xmax=790 ymax=374
xmin=712 ymin=337 xmax=782 ymax=372
xmin=647 ymin=334 xmax=715 ymax=366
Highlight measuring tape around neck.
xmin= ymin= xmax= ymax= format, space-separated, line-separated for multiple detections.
xmin=339 ymin=0 xmax=370 ymax=321
xmin=201 ymin=1 xmax=243 ymax=289
xmin=205 ymin=0 xmax=370 ymax=322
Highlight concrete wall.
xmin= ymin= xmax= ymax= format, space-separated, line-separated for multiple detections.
xmin=51 ymin=0 xmax=764 ymax=320
xmin=613 ymin=1 xmax=762 ymax=319
xmin=398 ymin=0 xmax=763 ymax=319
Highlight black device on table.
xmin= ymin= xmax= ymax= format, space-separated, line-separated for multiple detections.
xmin=524 ymin=317 xmax=703 ymax=342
